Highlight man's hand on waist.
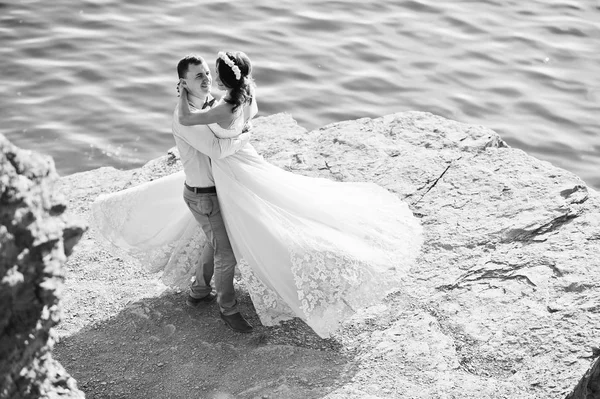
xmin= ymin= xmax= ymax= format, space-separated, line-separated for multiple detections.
xmin=237 ymin=132 xmax=251 ymax=145
xmin=242 ymin=121 xmax=253 ymax=133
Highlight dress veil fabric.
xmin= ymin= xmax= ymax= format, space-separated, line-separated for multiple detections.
xmin=92 ymin=119 xmax=423 ymax=338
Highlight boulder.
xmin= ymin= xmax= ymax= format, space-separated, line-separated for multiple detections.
xmin=0 ymin=135 xmax=86 ymax=399
xmin=245 ymin=112 xmax=600 ymax=398
xmin=56 ymin=111 xmax=599 ymax=398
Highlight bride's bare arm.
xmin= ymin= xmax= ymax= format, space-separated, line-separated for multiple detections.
xmin=178 ymin=87 xmax=233 ymax=127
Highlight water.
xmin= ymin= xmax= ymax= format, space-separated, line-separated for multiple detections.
xmin=1 ymin=0 xmax=599 ymax=189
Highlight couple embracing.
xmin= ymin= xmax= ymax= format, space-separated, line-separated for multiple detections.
xmin=92 ymin=51 xmax=423 ymax=338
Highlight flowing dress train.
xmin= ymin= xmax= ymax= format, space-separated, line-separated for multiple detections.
xmin=92 ymin=115 xmax=423 ymax=337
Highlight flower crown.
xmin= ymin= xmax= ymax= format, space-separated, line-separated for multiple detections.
xmin=218 ymin=51 xmax=242 ymax=80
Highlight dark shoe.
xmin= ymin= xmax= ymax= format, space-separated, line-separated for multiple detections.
xmin=186 ymin=293 xmax=216 ymax=307
xmin=220 ymin=312 xmax=253 ymax=333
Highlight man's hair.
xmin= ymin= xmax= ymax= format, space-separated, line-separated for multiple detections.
xmin=177 ymin=55 xmax=206 ymax=79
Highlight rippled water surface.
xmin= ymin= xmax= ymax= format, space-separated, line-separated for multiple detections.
xmin=1 ymin=0 xmax=599 ymax=188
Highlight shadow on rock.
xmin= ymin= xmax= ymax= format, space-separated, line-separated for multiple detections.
xmin=54 ymin=289 xmax=356 ymax=399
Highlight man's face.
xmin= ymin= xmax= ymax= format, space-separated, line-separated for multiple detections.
xmin=183 ymin=62 xmax=212 ymax=97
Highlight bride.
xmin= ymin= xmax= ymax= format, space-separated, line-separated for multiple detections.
xmin=92 ymin=51 xmax=423 ymax=338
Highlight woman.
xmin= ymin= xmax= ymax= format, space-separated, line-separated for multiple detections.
xmin=93 ymin=51 xmax=423 ymax=338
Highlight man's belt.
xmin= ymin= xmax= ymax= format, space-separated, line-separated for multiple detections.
xmin=184 ymin=182 xmax=217 ymax=194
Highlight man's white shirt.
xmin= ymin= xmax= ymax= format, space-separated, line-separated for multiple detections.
xmin=171 ymin=104 xmax=248 ymax=187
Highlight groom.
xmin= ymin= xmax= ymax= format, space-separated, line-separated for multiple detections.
xmin=172 ymin=54 xmax=252 ymax=333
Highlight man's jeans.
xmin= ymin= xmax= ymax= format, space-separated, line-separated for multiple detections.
xmin=183 ymin=187 xmax=238 ymax=316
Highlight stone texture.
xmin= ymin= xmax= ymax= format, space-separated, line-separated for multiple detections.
xmin=248 ymin=112 xmax=600 ymax=398
xmin=57 ymin=111 xmax=599 ymax=398
xmin=0 ymin=134 xmax=86 ymax=399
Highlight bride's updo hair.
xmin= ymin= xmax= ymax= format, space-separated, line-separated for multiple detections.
xmin=216 ymin=51 xmax=255 ymax=113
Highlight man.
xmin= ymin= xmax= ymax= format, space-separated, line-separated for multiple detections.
xmin=172 ymin=55 xmax=252 ymax=333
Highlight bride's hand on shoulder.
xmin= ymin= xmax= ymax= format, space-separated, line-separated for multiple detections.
xmin=177 ymin=80 xmax=187 ymax=97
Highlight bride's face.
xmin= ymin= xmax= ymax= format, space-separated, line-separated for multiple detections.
xmin=215 ymin=69 xmax=226 ymax=91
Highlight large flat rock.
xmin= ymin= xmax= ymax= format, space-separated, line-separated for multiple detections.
xmin=59 ymin=111 xmax=599 ymax=398
xmin=251 ymin=111 xmax=599 ymax=398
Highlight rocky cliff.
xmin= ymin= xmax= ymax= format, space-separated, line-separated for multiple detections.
xmin=0 ymin=135 xmax=86 ymax=398
xmin=5 ymin=111 xmax=598 ymax=398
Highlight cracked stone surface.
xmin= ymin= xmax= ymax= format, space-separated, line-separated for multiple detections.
xmin=247 ymin=112 xmax=599 ymax=398
xmin=53 ymin=111 xmax=598 ymax=398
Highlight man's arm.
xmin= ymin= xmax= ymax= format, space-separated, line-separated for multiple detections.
xmin=172 ymin=110 xmax=250 ymax=159
xmin=210 ymin=129 xmax=251 ymax=159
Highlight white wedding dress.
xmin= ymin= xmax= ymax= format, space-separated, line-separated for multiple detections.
xmin=92 ymin=111 xmax=423 ymax=338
